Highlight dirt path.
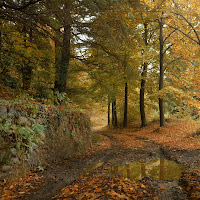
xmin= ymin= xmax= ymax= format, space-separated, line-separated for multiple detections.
xmin=25 ymin=129 xmax=151 ymax=200
xmin=1 ymin=119 xmax=200 ymax=199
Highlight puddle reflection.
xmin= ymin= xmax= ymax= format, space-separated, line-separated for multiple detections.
xmin=109 ymin=158 xmax=185 ymax=180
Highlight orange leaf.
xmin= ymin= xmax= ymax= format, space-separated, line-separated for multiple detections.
xmin=96 ymin=189 xmax=102 ymax=193
xmin=160 ymin=186 xmax=166 ymax=190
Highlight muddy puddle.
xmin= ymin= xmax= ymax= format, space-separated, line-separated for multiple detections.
xmin=81 ymin=158 xmax=186 ymax=181
xmin=108 ymin=158 xmax=186 ymax=181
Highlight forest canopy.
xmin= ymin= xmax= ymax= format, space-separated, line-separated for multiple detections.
xmin=0 ymin=0 xmax=199 ymax=127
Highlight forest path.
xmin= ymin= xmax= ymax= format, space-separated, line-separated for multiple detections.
xmin=1 ymin=119 xmax=200 ymax=199
xmin=25 ymin=128 xmax=160 ymax=200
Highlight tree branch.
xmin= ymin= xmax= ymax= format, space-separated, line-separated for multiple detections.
xmin=148 ymin=24 xmax=159 ymax=44
xmin=0 ymin=0 xmax=42 ymax=10
xmin=164 ymin=56 xmax=182 ymax=72
xmin=71 ymin=55 xmax=113 ymax=74
xmin=167 ymin=24 xmax=200 ymax=45
xmin=72 ymin=33 xmax=120 ymax=61
xmin=163 ymin=43 xmax=174 ymax=55
xmin=164 ymin=30 xmax=176 ymax=43
xmin=171 ymin=11 xmax=200 ymax=44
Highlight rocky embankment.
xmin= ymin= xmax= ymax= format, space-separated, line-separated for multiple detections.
xmin=0 ymin=102 xmax=92 ymax=182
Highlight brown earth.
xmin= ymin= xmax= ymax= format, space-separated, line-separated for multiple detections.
xmin=1 ymin=119 xmax=200 ymax=200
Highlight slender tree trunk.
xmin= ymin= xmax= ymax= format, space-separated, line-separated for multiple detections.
xmin=112 ymin=101 xmax=114 ymax=126
xmin=22 ymin=63 xmax=32 ymax=90
xmin=140 ymin=62 xmax=148 ymax=127
xmin=55 ymin=2 xmax=71 ymax=93
xmin=0 ymin=22 xmax=2 ymax=62
xmin=112 ymin=97 xmax=118 ymax=128
xmin=108 ymin=98 xmax=110 ymax=127
xmin=0 ymin=28 xmax=2 ymax=65
xmin=54 ymin=32 xmax=61 ymax=90
xmin=123 ymin=82 xmax=128 ymax=127
xmin=113 ymin=98 xmax=118 ymax=128
xmin=140 ymin=23 xmax=148 ymax=127
xmin=159 ymin=16 xmax=165 ymax=127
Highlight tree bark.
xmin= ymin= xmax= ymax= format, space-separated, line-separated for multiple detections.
xmin=123 ymin=82 xmax=128 ymax=127
xmin=112 ymin=97 xmax=118 ymax=128
xmin=140 ymin=62 xmax=148 ymax=127
xmin=112 ymin=101 xmax=114 ymax=126
xmin=159 ymin=16 xmax=165 ymax=127
xmin=22 ymin=25 xmax=32 ymax=90
xmin=54 ymin=31 xmax=62 ymax=90
xmin=22 ymin=63 xmax=32 ymax=90
xmin=0 ymin=27 xmax=2 ymax=64
xmin=108 ymin=98 xmax=110 ymax=127
xmin=55 ymin=1 xmax=71 ymax=93
xmin=140 ymin=23 xmax=148 ymax=127
xmin=113 ymin=98 xmax=118 ymax=128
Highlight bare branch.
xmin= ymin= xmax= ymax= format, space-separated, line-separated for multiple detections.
xmin=167 ymin=24 xmax=200 ymax=45
xmin=148 ymin=24 xmax=160 ymax=43
xmin=71 ymin=55 xmax=98 ymax=66
xmin=163 ymin=43 xmax=174 ymax=55
xmin=164 ymin=56 xmax=182 ymax=72
xmin=164 ymin=30 xmax=176 ymax=43
xmin=171 ymin=11 xmax=200 ymax=44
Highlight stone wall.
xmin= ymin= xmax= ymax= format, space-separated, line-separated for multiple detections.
xmin=0 ymin=103 xmax=92 ymax=181
xmin=29 ymin=111 xmax=92 ymax=166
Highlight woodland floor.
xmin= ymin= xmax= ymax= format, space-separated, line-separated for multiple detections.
xmin=1 ymin=118 xmax=200 ymax=200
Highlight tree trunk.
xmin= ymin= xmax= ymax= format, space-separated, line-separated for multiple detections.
xmin=159 ymin=16 xmax=165 ymax=127
xmin=112 ymin=101 xmax=114 ymax=126
xmin=22 ymin=25 xmax=32 ymax=90
xmin=140 ymin=63 xmax=148 ymax=127
xmin=108 ymin=98 xmax=110 ymax=127
xmin=123 ymin=82 xmax=128 ymax=127
xmin=113 ymin=98 xmax=118 ymax=128
xmin=54 ymin=32 xmax=61 ymax=90
xmin=112 ymin=97 xmax=118 ymax=128
xmin=140 ymin=23 xmax=148 ymax=127
xmin=22 ymin=63 xmax=32 ymax=90
xmin=55 ymin=2 xmax=71 ymax=93
xmin=0 ymin=27 xmax=2 ymax=63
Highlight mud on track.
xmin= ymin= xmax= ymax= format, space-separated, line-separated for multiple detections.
xmin=1 ymin=119 xmax=200 ymax=199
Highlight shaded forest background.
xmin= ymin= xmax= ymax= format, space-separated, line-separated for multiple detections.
xmin=0 ymin=0 xmax=200 ymax=128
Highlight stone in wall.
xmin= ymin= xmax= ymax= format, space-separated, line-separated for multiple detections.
xmin=29 ymin=110 xmax=92 ymax=165
xmin=0 ymin=105 xmax=7 ymax=118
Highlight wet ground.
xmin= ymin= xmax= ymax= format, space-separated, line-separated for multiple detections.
xmin=1 ymin=120 xmax=200 ymax=199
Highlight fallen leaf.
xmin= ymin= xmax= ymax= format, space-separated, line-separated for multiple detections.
xmin=9 ymin=185 xmax=14 ymax=189
xmin=18 ymin=192 xmax=25 ymax=194
xmin=96 ymin=189 xmax=102 ymax=193
xmin=160 ymin=186 xmax=166 ymax=190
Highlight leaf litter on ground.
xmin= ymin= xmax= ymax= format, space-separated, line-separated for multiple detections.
xmin=0 ymin=172 xmax=45 ymax=200
xmin=52 ymin=173 xmax=158 ymax=200
xmin=1 ymin=118 xmax=200 ymax=199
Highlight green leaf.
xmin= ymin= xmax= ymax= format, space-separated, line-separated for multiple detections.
xmin=32 ymin=124 xmax=45 ymax=137
xmin=16 ymin=142 xmax=21 ymax=150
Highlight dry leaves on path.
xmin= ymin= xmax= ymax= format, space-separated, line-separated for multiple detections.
xmin=101 ymin=119 xmax=200 ymax=151
xmin=53 ymin=174 xmax=158 ymax=200
xmin=0 ymin=172 xmax=45 ymax=200
xmin=180 ymin=169 xmax=200 ymax=199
